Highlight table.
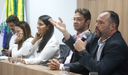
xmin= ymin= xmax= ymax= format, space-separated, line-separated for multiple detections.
xmin=0 ymin=60 xmax=81 ymax=75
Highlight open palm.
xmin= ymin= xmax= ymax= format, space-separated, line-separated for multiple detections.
xmin=49 ymin=17 xmax=66 ymax=33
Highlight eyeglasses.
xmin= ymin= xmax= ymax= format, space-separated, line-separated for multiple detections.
xmin=72 ymin=18 xmax=88 ymax=22
xmin=72 ymin=18 xmax=83 ymax=22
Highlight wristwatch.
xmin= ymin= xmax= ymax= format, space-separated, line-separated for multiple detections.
xmin=78 ymin=49 xmax=87 ymax=56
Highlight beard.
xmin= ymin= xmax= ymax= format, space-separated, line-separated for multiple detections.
xmin=95 ymin=25 xmax=110 ymax=38
xmin=95 ymin=27 xmax=101 ymax=38
xmin=74 ymin=22 xmax=86 ymax=33
xmin=11 ymin=29 xmax=15 ymax=33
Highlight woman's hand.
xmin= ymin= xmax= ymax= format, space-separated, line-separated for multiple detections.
xmin=8 ymin=57 xmax=17 ymax=63
xmin=34 ymin=32 xmax=42 ymax=41
xmin=31 ymin=32 xmax=42 ymax=45
xmin=15 ymin=34 xmax=23 ymax=43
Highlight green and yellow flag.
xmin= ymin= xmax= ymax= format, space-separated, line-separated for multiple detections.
xmin=6 ymin=0 xmax=16 ymax=33
xmin=17 ymin=0 xmax=24 ymax=21
xmin=5 ymin=0 xmax=25 ymax=33
xmin=0 ymin=0 xmax=25 ymax=55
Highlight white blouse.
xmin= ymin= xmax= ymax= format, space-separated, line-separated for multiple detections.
xmin=12 ymin=37 xmax=34 ymax=58
xmin=24 ymin=35 xmax=60 ymax=65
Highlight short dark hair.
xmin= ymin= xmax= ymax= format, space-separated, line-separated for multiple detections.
xmin=6 ymin=15 xmax=19 ymax=25
xmin=37 ymin=15 xmax=54 ymax=53
xmin=102 ymin=10 xmax=119 ymax=30
xmin=75 ymin=8 xmax=91 ymax=22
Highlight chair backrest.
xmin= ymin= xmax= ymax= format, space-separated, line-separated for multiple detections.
xmin=59 ymin=44 xmax=69 ymax=56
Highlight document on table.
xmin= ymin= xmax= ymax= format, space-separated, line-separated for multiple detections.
xmin=0 ymin=56 xmax=8 ymax=60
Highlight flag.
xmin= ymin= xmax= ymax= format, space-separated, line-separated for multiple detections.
xmin=0 ymin=1 xmax=7 ymax=55
xmin=0 ymin=0 xmax=26 ymax=55
xmin=6 ymin=0 xmax=17 ymax=33
xmin=17 ymin=0 xmax=25 ymax=21
xmin=2 ymin=24 xmax=7 ymax=48
xmin=3 ymin=0 xmax=16 ymax=48
xmin=0 ymin=0 xmax=16 ymax=55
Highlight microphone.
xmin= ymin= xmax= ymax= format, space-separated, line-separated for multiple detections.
xmin=81 ymin=30 xmax=91 ymax=41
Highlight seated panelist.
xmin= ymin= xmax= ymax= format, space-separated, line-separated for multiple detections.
xmin=2 ymin=15 xmax=19 ymax=56
xmin=11 ymin=21 xmax=34 ymax=58
xmin=48 ymin=10 xmax=128 ymax=75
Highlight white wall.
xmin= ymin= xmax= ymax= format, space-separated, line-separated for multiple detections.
xmin=0 ymin=0 xmax=5 ymax=19
xmin=25 ymin=0 xmax=77 ymax=44
xmin=0 ymin=0 xmax=77 ymax=50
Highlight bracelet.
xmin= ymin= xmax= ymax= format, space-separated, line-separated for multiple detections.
xmin=78 ymin=49 xmax=87 ymax=56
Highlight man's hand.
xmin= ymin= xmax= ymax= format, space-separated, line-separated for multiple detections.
xmin=49 ymin=17 xmax=67 ymax=33
xmin=74 ymin=38 xmax=87 ymax=51
xmin=2 ymin=50 xmax=11 ymax=56
xmin=47 ymin=59 xmax=61 ymax=70
xmin=48 ymin=17 xmax=70 ymax=40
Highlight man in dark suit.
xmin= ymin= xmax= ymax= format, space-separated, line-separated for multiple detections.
xmin=48 ymin=8 xmax=91 ymax=74
xmin=2 ymin=15 xmax=19 ymax=56
xmin=49 ymin=10 xmax=128 ymax=75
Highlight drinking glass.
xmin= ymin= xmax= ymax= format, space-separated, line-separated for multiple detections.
xmin=13 ymin=56 xmax=17 ymax=64
xmin=62 ymin=66 xmax=70 ymax=75
xmin=17 ymin=55 xmax=22 ymax=65
xmin=9 ymin=58 xmax=13 ymax=63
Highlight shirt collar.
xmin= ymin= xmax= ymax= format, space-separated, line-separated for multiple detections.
xmin=74 ymin=29 xmax=89 ymax=39
xmin=98 ymin=36 xmax=111 ymax=45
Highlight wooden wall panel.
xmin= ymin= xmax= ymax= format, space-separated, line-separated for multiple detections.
xmin=77 ymin=0 xmax=128 ymax=44
xmin=77 ymin=0 xmax=89 ymax=9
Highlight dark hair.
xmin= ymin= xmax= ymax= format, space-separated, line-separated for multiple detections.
xmin=102 ymin=10 xmax=119 ymax=30
xmin=16 ymin=21 xmax=33 ymax=49
xmin=37 ymin=15 xmax=54 ymax=53
xmin=75 ymin=8 xmax=91 ymax=22
xmin=6 ymin=15 xmax=19 ymax=25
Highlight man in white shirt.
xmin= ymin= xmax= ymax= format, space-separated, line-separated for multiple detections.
xmin=2 ymin=15 xmax=19 ymax=57
xmin=48 ymin=8 xmax=91 ymax=74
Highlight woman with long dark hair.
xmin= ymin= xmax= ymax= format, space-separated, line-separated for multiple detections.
xmin=9 ymin=15 xmax=60 ymax=65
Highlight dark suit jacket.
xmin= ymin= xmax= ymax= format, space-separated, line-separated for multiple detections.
xmin=59 ymin=38 xmax=90 ymax=74
xmin=64 ymin=31 xmax=128 ymax=75
xmin=3 ymin=32 xmax=13 ymax=50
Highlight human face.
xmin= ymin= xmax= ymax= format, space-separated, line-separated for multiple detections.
xmin=73 ymin=12 xmax=87 ymax=34
xmin=95 ymin=12 xmax=111 ymax=38
xmin=8 ymin=22 xmax=15 ymax=33
xmin=37 ymin=19 xmax=49 ymax=36
xmin=15 ymin=26 xmax=24 ymax=36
